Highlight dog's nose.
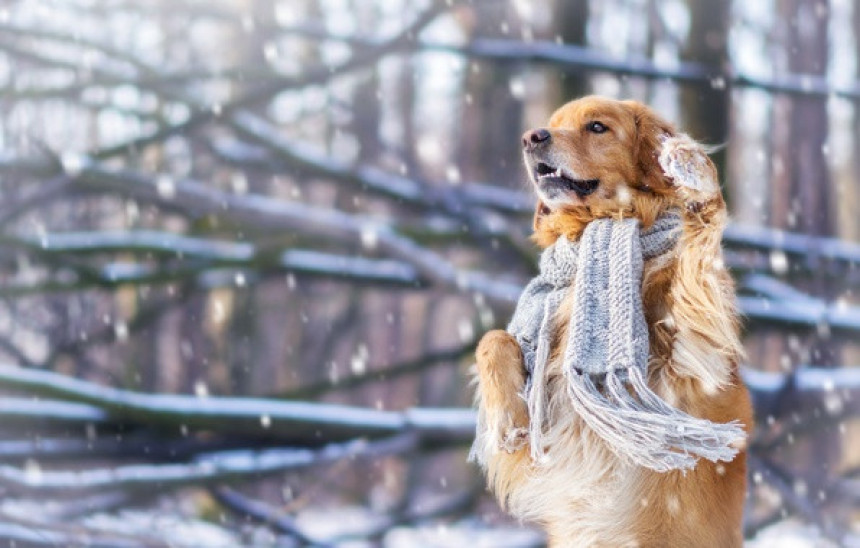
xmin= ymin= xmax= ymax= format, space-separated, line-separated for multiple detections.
xmin=522 ymin=128 xmax=551 ymax=151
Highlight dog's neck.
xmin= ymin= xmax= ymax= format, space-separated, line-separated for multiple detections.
xmin=532 ymin=194 xmax=675 ymax=248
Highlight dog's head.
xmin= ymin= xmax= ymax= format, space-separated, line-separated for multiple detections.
xmin=523 ymin=96 xmax=678 ymax=247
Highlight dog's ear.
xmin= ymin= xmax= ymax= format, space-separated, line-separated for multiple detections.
xmin=533 ymin=200 xmax=551 ymax=232
xmin=625 ymin=101 xmax=677 ymax=192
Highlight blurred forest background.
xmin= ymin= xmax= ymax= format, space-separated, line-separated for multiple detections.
xmin=0 ymin=0 xmax=859 ymax=546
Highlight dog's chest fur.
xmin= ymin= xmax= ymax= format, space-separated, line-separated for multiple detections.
xmin=506 ymin=255 xmax=681 ymax=545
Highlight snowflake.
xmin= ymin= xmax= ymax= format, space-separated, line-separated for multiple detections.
xmin=156 ymin=175 xmax=176 ymax=199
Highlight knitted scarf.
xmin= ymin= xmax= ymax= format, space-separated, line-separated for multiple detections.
xmin=509 ymin=212 xmax=745 ymax=472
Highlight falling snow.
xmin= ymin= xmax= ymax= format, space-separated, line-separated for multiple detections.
xmin=155 ymin=175 xmax=177 ymax=199
xmin=0 ymin=1 xmax=856 ymax=545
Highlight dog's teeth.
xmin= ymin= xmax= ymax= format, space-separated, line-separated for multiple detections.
xmin=554 ymin=168 xmax=562 ymax=177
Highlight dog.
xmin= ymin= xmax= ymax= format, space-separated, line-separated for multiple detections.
xmin=472 ymin=96 xmax=753 ymax=547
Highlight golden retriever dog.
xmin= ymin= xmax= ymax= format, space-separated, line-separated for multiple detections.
xmin=472 ymin=96 xmax=753 ymax=547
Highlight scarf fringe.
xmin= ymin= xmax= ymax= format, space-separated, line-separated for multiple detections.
xmin=558 ymin=367 xmax=745 ymax=472
xmin=525 ymin=293 xmax=564 ymax=464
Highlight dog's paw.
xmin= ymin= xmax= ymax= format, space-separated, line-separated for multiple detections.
xmin=500 ymin=427 xmax=528 ymax=453
xmin=658 ymin=134 xmax=719 ymax=202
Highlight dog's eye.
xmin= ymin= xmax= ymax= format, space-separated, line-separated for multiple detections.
xmin=586 ymin=121 xmax=608 ymax=134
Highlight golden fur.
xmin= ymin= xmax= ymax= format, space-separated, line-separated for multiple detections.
xmin=472 ymin=96 xmax=753 ymax=547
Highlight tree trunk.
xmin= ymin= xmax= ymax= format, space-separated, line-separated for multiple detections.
xmin=555 ymin=0 xmax=590 ymax=102
xmin=681 ymin=0 xmax=730 ymax=179
xmin=775 ymin=0 xmax=836 ymax=504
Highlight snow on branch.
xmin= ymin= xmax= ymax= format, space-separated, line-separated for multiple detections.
xmin=1 ymin=231 xmax=422 ymax=295
xmin=51 ymin=158 xmax=523 ymax=305
xmin=27 ymin=231 xmax=255 ymax=261
xmin=0 ymin=434 xmax=418 ymax=495
xmin=267 ymin=22 xmax=860 ymax=101
xmin=0 ymin=366 xmax=476 ymax=446
xmin=228 ymin=112 xmax=527 ymax=238
xmin=0 ymin=433 xmax=253 ymax=463
xmin=738 ymin=278 xmax=860 ymax=335
xmin=745 ymin=365 xmax=860 ymax=420
xmin=0 ymin=516 xmax=158 ymax=548
xmin=0 ymin=397 xmax=107 ymax=425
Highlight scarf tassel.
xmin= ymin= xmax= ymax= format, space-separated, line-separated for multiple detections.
xmin=563 ymin=367 xmax=745 ymax=472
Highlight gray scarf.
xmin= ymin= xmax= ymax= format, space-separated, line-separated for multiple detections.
xmin=509 ymin=212 xmax=745 ymax=472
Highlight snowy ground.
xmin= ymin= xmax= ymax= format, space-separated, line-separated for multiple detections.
xmin=746 ymin=520 xmax=860 ymax=548
xmin=3 ymin=495 xmax=856 ymax=547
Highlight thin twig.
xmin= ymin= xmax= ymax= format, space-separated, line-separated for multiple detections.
xmin=210 ymin=486 xmax=329 ymax=547
xmin=275 ymin=342 xmax=474 ymax=400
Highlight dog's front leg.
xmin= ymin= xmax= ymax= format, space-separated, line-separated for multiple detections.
xmin=474 ymin=330 xmax=530 ymax=456
xmin=657 ymin=135 xmax=744 ymax=390
xmin=472 ymin=329 xmax=533 ymax=510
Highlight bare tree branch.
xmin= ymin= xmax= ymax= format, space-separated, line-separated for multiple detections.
xmin=268 ymin=23 xmax=860 ymax=101
xmin=748 ymin=455 xmax=841 ymax=541
xmin=0 ymin=366 xmax=476 ymax=444
xmin=211 ymin=486 xmax=331 ymax=546
xmin=0 ymin=433 xmax=419 ymax=495
xmin=276 ymin=342 xmax=475 ymax=400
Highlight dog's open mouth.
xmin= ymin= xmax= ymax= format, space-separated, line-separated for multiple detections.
xmin=535 ymin=162 xmax=599 ymax=196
